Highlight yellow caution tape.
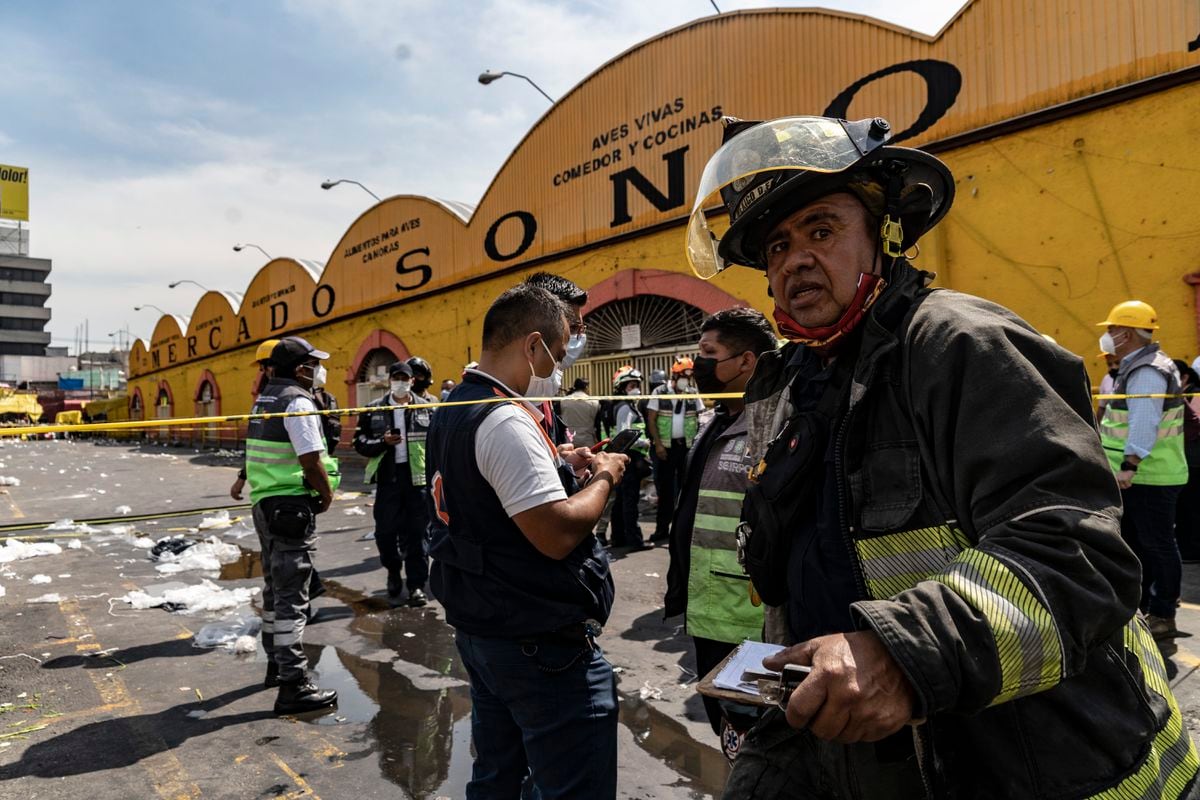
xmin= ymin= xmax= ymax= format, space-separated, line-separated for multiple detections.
xmin=0 ymin=392 xmax=745 ymax=437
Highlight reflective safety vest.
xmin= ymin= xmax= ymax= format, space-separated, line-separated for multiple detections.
xmin=615 ymin=400 xmax=651 ymax=457
xmin=685 ymin=412 xmax=763 ymax=644
xmin=363 ymin=395 xmax=434 ymax=487
xmin=1099 ymin=345 xmax=1188 ymax=487
xmin=245 ymin=379 xmax=341 ymax=505
xmin=651 ymin=388 xmax=702 ymax=448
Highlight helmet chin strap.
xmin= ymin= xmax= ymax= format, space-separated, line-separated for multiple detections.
xmin=772 ymin=272 xmax=886 ymax=350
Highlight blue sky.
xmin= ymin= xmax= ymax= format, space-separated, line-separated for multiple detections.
xmin=1 ymin=0 xmax=965 ymax=351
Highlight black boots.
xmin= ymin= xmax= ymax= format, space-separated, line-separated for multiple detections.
xmin=407 ymin=588 xmax=428 ymax=608
xmin=274 ymin=678 xmax=338 ymax=714
xmin=264 ymin=661 xmax=279 ymax=688
xmin=386 ymin=571 xmax=404 ymax=608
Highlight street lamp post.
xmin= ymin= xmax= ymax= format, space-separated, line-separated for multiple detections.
xmin=168 ymin=279 xmax=211 ymax=292
xmin=133 ymin=304 xmax=171 ymax=317
xmin=320 ymin=179 xmax=382 ymax=202
xmin=477 ymin=70 xmax=555 ymax=103
xmin=232 ymin=243 xmax=272 ymax=259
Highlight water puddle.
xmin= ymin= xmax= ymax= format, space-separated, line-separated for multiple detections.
xmin=219 ymin=546 xmax=262 ymax=580
xmin=620 ymin=695 xmax=730 ymax=797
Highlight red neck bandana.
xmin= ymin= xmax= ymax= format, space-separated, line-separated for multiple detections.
xmin=772 ymin=273 xmax=886 ymax=352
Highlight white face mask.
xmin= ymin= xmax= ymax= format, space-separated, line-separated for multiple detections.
xmin=391 ymin=380 xmax=412 ymax=396
xmin=301 ymin=363 xmax=328 ymax=389
xmin=1098 ymin=333 xmax=1116 ymax=356
xmin=561 ymin=333 xmax=587 ymax=368
xmin=526 ymin=336 xmax=561 ymax=399
xmin=626 ymin=388 xmax=642 ymax=396
xmin=674 ymin=376 xmax=692 ymax=392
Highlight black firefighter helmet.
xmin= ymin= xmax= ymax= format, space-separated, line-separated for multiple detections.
xmin=686 ymin=115 xmax=955 ymax=278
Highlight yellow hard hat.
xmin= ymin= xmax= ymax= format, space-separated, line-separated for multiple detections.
xmin=1097 ymin=301 xmax=1159 ymax=330
xmin=253 ymin=339 xmax=281 ymax=364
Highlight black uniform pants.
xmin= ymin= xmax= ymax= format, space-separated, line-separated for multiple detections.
xmin=255 ymin=496 xmax=319 ymax=684
xmin=373 ymin=462 xmax=431 ymax=592
xmin=611 ymin=453 xmax=645 ymax=548
xmin=653 ymin=438 xmax=689 ymax=539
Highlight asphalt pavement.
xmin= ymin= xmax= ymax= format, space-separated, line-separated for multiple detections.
xmin=1 ymin=439 xmax=1199 ymax=799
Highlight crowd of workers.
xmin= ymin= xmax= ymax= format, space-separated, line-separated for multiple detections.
xmin=232 ymin=113 xmax=1200 ymax=798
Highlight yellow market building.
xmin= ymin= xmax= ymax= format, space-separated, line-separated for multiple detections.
xmin=128 ymin=0 xmax=1200 ymax=444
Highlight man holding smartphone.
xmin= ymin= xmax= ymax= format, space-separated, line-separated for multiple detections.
xmin=353 ymin=360 xmax=435 ymax=608
xmin=427 ymin=283 xmax=628 ymax=799
xmin=246 ymin=336 xmax=340 ymax=714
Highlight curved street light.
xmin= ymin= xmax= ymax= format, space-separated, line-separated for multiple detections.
xmin=477 ymin=70 xmax=554 ymax=103
xmin=320 ymin=179 xmax=382 ymax=202
xmin=168 ymin=279 xmax=211 ymax=291
xmin=232 ymin=243 xmax=272 ymax=259
xmin=133 ymin=304 xmax=171 ymax=316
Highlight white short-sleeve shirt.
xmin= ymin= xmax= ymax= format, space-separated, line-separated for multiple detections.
xmin=467 ymin=369 xmax=568 ymax=517
xmin=282 ymin=396 xmax=326 ymax=456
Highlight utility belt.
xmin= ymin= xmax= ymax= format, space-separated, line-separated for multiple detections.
xmin=516 ymin=619 xmax=604 ymax=673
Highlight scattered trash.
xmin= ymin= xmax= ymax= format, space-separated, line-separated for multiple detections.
xmin=0 ymin=584 xmax=5 ymax=599
xmin=114 ymin=505 xmax=132 ymax=515
xmin=198 ymin=511 xmax=232 ymax=530
xmin=154 ymin=536 xmax=241 ymax=574
xmin=344 ymin=507 xmax=366 ymax=516
xmin=120 ymin=579 xmax=259 ymax=614
xmin=0 ymin=539 xmax=63 ymax=564
xmin=357 ymin=531 xmax=376 ymax=541
xmin=644 ymin=572 xmax=660 ymax=578
xmin=193 ymin=613 xmax=262 ymax=649
xmin=29 ymin=575 xmax=51 ymax=585
xmin=66 ymin=539 xmax=82 ymax=550
xmin=232 ymin=635 xmax=257 ymax=654
xmin=150 ymin=537 xmax=195 ymax=560
xmin=333 ymin=491 xmax=364 ymax=500
xmin=612 ymin=666 xmax=624 ymax=674
xmin=57 ymin=574 xmax=70 ymax=579
xmin=638 ymin=681 xmax=663 ymax=701
xmin=27 ymin=593 xmax=64 ymax=604
xmin=44 ymin=519 xmax=100 ymax=534
xmin=186 ymin=709 xmax=208 ymax=719
xmin=402 ymin=632 xmax=416 ymax=638
xmin=0 ymin=476 xmax=20 ymax=486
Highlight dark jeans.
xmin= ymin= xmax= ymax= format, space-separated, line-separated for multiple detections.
xmin=653 ymin=439 xmax=689 ymax=540
xmin=1121 ymin=483 xmax=1183 ymax=618
xmin=610 ymin=454 xmax=644 ymax=548
xmin=1176 ymin=456 xmax=1200 ymax=559
xmin=373 ymin=467 xmax=431 ymax=592
xmin=724 ymin=708 xmax=924 ymax=799
xmin=455 ymin=630 xmax=618 ymax=800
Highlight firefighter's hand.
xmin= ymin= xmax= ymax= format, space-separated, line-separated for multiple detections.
xmin=230 ymin=477 xmax=245 ymax=501
xmin=764 ymin=630 xmax=916 ymax=744
xmin=590 ymin=450 xmax=628 ymax=486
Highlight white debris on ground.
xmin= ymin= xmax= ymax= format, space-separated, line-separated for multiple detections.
xmin=221 ymin=523 xmax=255 ymax=540
xmin=193 ymin=613 xmax=262 ymax=649
xmin=44 ymin=519 xmax=101 ymax=534
xmin=154 ymin=536 xmax=241 ymax=574
xmin=344 ymin=507 xmax=366 ymax=516
xmin=0 ymin=583 xmax=5 ymax=598
xmin=66 ymin=539 xmax=83 ymax=549
xmin=120 ymin=579 xmax=259 ymax=614
xmin=0 ymin=476 xmax=21 ymax=486
xmin=333 ymin=490 xmax=364 ymax=500
xmin=638 ymin=681 xmax=664 ymax=701
xmin=197 ymin=511 xmax=232 ymax=530
xmin=29 ymin=574 xmax=51 ymax=585
xmin=0 ymin=539 xmax=63 ymax=564
xmin=26 ymin=593 xmax=64 ymax=604
xmin=114 ymin=505 xmax=132 ymax=515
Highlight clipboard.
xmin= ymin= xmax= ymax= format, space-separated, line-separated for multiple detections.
xmin=696 ymin=640 xmax=785 ymax=708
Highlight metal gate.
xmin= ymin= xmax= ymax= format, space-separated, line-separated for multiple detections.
xmin=355 ymin=347 xmax=398 ymax=408
xmin=196 ymin=380 xmax=217 ymax=447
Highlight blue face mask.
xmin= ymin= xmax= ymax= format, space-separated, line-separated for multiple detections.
xmin=561 ymin=333 xmax=587 ymax=368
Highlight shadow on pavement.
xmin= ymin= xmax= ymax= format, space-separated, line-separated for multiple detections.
xmin=0 ymin=684 xmax=271 ymax=780
xmin=41 ymin=637 xmax=202 ymax=670
xmin=316 ymin=557 xmax=379 ymax=580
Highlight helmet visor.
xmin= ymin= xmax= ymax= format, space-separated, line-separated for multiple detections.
xmin=686 ymin=117 xmax=866 ymax=279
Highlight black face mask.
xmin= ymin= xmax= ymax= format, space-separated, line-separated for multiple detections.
xmin=1108 ymin=367 xmax=1119 ymax=379
xmin=413 ymin=378 xmax=432 ymax=393
xmin=693 ymin=353 xmax=742 ymax=394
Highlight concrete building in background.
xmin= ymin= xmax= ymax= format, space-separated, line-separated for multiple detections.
xmin=127 ymin=0 xmax=1200 ymax=445
xmin=0 ymin=254 xmax=52 ymax=358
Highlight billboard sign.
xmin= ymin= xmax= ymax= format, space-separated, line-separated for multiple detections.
xmin=0 ymin=165 xmax=29 ymax=222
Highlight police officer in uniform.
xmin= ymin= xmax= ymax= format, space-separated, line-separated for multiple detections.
xmin=646 ymin=356 xmax=704 ymax=544
xmin=407 ymin=356 xmax=439 ymax=403
xmin=610 ymin=366 xmax=650 ymax=550
xmin=246 ymin=336 xmax=340 ymax=714
xmin=353 ymin=360 xmax=435 ymax=607
xmin=427 ymin=283 xmax=627 ymax=799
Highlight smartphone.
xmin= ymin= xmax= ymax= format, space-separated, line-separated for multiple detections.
xmin=603 ymin=428 xmax=641 ymax=455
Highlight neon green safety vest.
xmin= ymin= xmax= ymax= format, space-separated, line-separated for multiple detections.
xmin=245 ymin=379 xmax=341 ymax=505
xmin=364 ymin=397 xmax=433 ymax=487
xmin=685 ymin=412 xmax=763 ymax=644
xmin=652 ymin=389 xmax=702 ymax=448
xmin=615 ymin=400 xmax=651 ymax=457
xmin=1099 ymin=345 xmax=1188 ymax=487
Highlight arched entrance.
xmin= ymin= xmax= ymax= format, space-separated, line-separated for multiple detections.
xmin=346 ymin=329 xmax=410 ymax=408
xmin=564 ymin=269 xmax=747 ymax=393
xmin=193 ymin=371 xmax=221 ymax=447
xmin=155 ymin=382 xmax=174 ymax=442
